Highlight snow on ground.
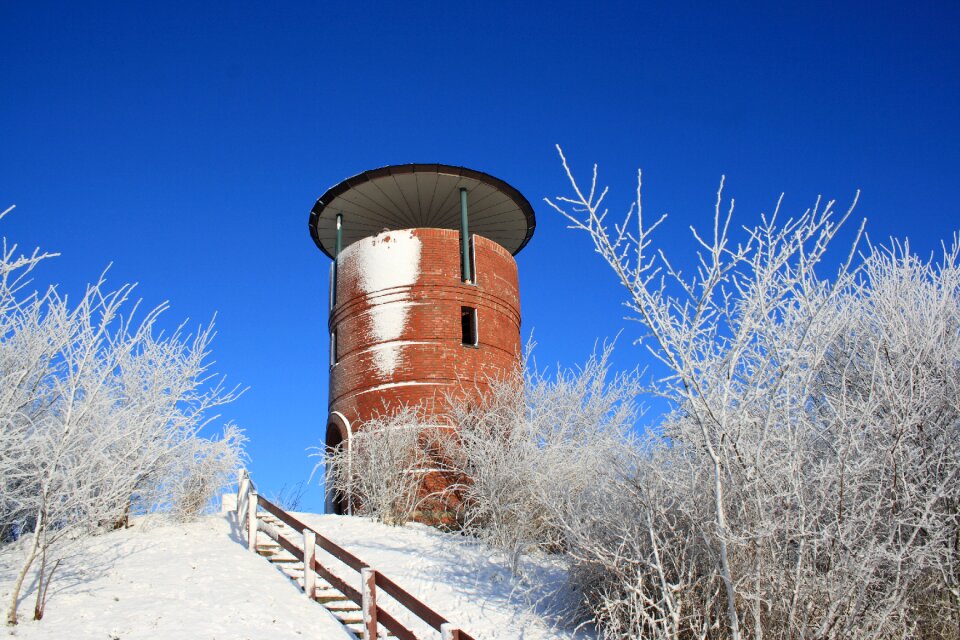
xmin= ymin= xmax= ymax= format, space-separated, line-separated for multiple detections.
xmin=1 ymin=511 xmax=593 ymax=640
xmin=1 ymin=515 xmax=352 ymax=640
xmin=294 ymin=513 xmax=592 ymax=640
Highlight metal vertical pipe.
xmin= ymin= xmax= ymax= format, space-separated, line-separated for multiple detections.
xmin=335 ymin=213 xmax=343 ymax=256
xmin=459 ymin=188 xmax=471 ymax=282
xmin=333 ymin=213 xmax=343 ymax=307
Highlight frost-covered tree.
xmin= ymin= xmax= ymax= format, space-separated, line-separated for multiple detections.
xmin=546 ymin=149 xmax=960 ymax=639
xmin=317 ymin=152 xmax=959 ymax=638
xmin=0 ymin=206 xmax=245 ymax=625
xmin=440 ymin=344 xmax=643 ymax=572
xmin=321 ymin=345 xmax=643 ymax=551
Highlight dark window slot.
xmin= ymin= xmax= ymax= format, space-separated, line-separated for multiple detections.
xmin=461 ymin=307 xmax=478 ymax=346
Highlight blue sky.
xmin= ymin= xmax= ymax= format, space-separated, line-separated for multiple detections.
xmin=2 ymin=1 xmax=958 ymax=511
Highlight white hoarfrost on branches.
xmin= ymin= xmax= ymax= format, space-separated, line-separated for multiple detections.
xmin=320 ymin=404 xmax=434 ymax=526
xmin=0 ymin=205 xmax=246 ymax=626
xmin=440 ymin=344 xmax=643 ymax=574
xmin=316 ymin=152 xmax=959 ymax=639
xmin=320 ymin=340 xmax=645 ymax=579
xmin=545 ymin=147 xmax=960 ymax=639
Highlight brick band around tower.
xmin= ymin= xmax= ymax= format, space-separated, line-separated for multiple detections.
xmin=329 ymin=228 xmax=522 ymax=429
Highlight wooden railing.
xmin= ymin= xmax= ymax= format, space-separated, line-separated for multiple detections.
xmin=235 ymin=470 xmax=476 ymax=640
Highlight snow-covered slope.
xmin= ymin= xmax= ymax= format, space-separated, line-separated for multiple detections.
xmin=1 ymin=515 xmax=353 ymax=639
xmin=294 ymin=513 xmax=589 ymax=640
xmin=2 ymin=513 xmax=591 ymax=639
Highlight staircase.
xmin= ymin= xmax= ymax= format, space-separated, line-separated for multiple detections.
xmin=254 ymin=512 xmax=374 ymax=637
xmin=235 ymin=470 xmax=476 ymax=640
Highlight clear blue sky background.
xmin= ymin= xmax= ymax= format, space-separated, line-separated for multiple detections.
xmin=2 ymin=2 xmax=958 ymax=512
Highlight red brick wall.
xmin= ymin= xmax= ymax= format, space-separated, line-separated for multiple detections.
xmin=328 ymin=228 xmax=522 ymax=432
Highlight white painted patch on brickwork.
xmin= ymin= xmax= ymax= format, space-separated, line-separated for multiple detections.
xmin=350 ymin=229 xmax=423 ymax=295
xmin=346 ymin=231 xmax=423 ymax=377
xmin=368 ymin=329 xmax=403 ymax=376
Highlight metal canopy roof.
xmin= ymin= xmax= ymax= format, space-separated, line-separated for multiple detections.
xmin=308 ymin=164 xmax=536 ymax=259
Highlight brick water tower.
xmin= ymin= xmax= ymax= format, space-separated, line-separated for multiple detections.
xmin=308 ymin=165 xmax=535 ymax=514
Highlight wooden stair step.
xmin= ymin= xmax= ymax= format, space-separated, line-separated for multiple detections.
xmin=315 ymin=593 xmax=351 ymax=604
xmin=279 ymin=571 xmax=304 ymax=583
xmin=344 ymin=623 xmax=394 ymax=639
xmin=256 ymin=546 xmax=281 ymax=555
xmin=335 ymin=612 xmax=365 ymax=625
xmin=334 ymin=618 xmax=365 ymax=630
xmin=333 ymin=613 xmax=363 ymax=634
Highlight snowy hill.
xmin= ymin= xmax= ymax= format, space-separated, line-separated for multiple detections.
xmin=1 ymin=513 xmax=590 ymax=639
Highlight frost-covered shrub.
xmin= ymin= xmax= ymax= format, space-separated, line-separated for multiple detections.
xmin=441 ymin=345 xmax=642 ymax=572
xmin=324 ymin=404 xmax=433 ymax=526
xmin=0 ymin=206 xmax=245 ymax=625
xmin=321 ymin=345 xmax=643 ymax=560
xmin=547 ymin=150 xmax=960 ymax=639
xmin=167 ymin=425 xmax=247 ymax=522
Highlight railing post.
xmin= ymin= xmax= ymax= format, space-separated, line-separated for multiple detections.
xmin=303 ymin=529 xmax=316 ymax=599
xmin=247 ymin=490 xmax=258 ymax=552
xmin=441 ymin=623 xmax=461 ymax=640
xmin=236 ymin=469 xmax=250 ymax=525
xmin=361 ymin=568 xmax=377 ymax=640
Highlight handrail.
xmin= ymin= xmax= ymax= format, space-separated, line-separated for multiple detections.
xmin=374 ymin=606 xmax=417 ymax=640
xmin=257 ymin=495 xmax=309 ymax=532
xmin=374 ymin=571 xmax=448 ymax=633
xmin=257 ymin=495 xmax=368 ymax=573
xmin=374 ymin=569 xmax=478 ymax=640
xmin=239 ymin=471 xmax=475 ymax=640
xmin=311 ymin=558 xmax=363 ymax=606
xmin=258 ymin=519 xmax=304 ymax=562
